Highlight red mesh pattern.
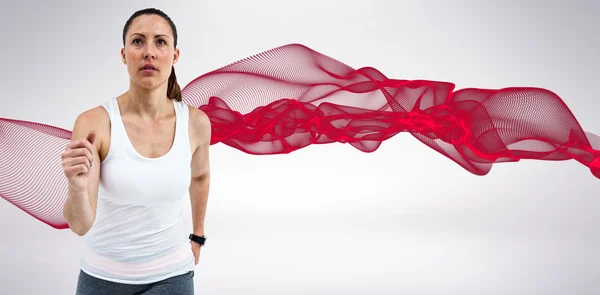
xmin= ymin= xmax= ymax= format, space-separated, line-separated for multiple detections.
xmin=1 ymin=43 xmax=598 ymax=229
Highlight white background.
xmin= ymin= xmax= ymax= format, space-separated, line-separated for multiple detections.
xmin=0 ymin=1 xmax=599 ymax=294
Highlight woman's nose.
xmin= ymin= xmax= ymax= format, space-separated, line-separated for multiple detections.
xmin=143 ymin=51 xmax=156 ymax=59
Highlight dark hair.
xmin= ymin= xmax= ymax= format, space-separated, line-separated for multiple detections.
xmin=122 ymin=8 xmax=181 ymax=101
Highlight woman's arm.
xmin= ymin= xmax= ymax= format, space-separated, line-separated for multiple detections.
xmin=189 ymin=107 xmax=212 ymax=237
xmin=62 ymin=108 xmax=105 ymax=236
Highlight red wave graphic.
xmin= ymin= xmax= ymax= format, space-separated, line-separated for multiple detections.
xmin=0 ymin=119 xmax=73 ymax=228
xmin=1 ymin=43 xmax=599 ymax=229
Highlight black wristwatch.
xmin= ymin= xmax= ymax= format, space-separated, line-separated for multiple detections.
xmin=189 ymin=234 xmax=206 ymax=246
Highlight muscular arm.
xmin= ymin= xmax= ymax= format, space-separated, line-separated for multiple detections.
xmin=189 ymin=107 xmax=212 ymax=237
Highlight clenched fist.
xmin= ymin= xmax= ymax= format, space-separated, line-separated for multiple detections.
xmin=62 ymin=130 xmax=96 ymax=193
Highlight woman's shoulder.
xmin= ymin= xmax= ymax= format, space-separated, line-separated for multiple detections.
xmin=186 ymin=105 xmax=210 ymax=128
xmin=72 ymin=105 xmax=112 ymax=155
xmin=186 ymin=105 xmax=211 ymax=143
xmin=74 ymin=105 xmax=110 ymax=130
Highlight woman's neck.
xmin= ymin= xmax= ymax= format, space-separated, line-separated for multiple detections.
xmin=122 ymin=85 xmax=172 ymax=120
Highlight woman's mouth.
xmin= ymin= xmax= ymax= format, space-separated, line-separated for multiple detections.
xmin=140 ymin=64 xmax=157 ymax=73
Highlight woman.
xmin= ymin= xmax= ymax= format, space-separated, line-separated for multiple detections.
xmin=61 ymin=8 xmax=211 ymax=295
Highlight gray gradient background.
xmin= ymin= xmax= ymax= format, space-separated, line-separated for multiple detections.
xmin=1 ymin=0 xmax=599 ymax=294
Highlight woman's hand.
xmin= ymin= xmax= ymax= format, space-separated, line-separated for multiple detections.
xmin=62 ymin=130 xmax=95 ymax=192
xmin=191 ymin=241 xmax=201 ymax=265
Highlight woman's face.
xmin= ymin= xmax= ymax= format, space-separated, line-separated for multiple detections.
xmin=121 ymin=14 xmax=179 ymax=91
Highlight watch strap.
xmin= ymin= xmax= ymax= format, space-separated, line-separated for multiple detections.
xmin=189 ymin=234 xmax=206 ymax=246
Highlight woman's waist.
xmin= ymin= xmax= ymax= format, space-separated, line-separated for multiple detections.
xmin=80 ymin=242 xmax=194 ymax=282
xmin=84 ymin=223 xmax=187 ymax=261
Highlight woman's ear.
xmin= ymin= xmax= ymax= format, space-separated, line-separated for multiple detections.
xmin=121 ymin=48 xmax=126 ymax=64
xmin=173 ymin=48 xmax=180 ymax=65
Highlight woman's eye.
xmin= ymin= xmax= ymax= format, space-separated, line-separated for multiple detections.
xmin=157 ymin=39 xmax=167 ymax=45
xmin=133 ymin=39 xmax=143 ymax=45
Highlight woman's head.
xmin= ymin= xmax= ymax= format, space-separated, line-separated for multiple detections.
xmin=121 ymin=8 xmax=182 ymax=101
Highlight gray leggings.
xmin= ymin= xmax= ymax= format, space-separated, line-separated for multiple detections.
xmin=75 ymin=270 xmax=194 ymax=295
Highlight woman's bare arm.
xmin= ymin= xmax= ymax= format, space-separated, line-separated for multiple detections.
xmin=188 ymin=107 xmax=211 ymax=237
xmin=62 ymin=108 xmax=105 ymax=236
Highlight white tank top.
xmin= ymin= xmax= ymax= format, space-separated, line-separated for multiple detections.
xmin=80 ymin=96 xmax=195 ymax=284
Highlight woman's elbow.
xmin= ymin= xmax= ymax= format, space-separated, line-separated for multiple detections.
xmin=72 ymin=224 xmax=91 ymax=236
xmin=63 ymin=208 xmax=92 ymax=236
